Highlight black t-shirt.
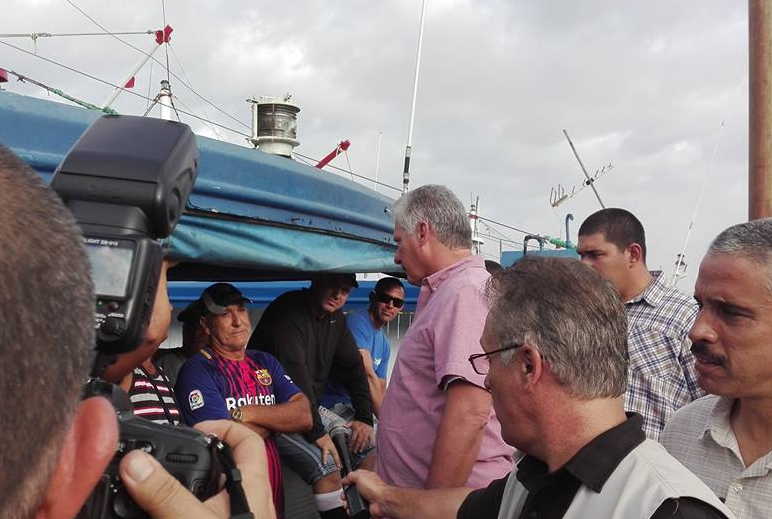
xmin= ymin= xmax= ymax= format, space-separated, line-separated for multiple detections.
xmin=457 ymin=415 xmax=728 ymax=519
xmin=248 ymin=289 xmax=373 ymax=440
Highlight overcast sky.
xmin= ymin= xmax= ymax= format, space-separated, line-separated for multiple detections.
xmin=1 ymin=0 xmax=748 ymax=291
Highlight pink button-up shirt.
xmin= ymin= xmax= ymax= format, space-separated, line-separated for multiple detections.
xmin=376 ymin=255 xmax=514 ymax=489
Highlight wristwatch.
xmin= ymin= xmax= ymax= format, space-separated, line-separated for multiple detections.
xmin=230 ymin=407 xmax=244 ymax=422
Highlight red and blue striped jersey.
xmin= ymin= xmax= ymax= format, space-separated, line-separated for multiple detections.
xmin=175 ymin=348 xmax=301 ymax=518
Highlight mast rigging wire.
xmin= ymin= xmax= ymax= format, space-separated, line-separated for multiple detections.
xmin=161 ymin=0 xmax=171 ymax=85
xmin=669 ymin=121 xmax=726 ymax=286
xmin=0 ymin=39 xmax=251 ymax=138
xmin=62 ymin=0 xmax=250 ymax=130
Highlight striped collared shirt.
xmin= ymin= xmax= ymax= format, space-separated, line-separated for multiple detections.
xmin=624 ymin=271 xmax=703 ymax=439
xmin=128 ymin=365 xmax=181 ymax=425
xmin=662 ymin=395 xmax=772 ymax=519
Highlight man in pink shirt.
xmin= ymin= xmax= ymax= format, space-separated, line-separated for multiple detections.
xmin=377 ymin=185 xmax=514 ymax=489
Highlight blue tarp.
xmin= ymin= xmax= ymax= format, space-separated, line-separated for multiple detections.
xmin=500 ymin=248 xmax=579 ymax=267
xmin=0 ymin=91 xmax=399 ymax=275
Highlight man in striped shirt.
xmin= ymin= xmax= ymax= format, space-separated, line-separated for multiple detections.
xmin=115 ymin=258 xmax=182 ymax=425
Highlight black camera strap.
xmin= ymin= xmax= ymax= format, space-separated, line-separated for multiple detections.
xmin=215 ymin=440 xmax=254 ymax=519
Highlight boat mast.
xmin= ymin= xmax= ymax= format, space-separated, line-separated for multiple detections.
xmin=749 ymin=0 xmax=772 ymax=219
xmin=102 ymin=25 xmax=173 ymax=110
xmin=402 ymin=0 xmax=428 ymax=194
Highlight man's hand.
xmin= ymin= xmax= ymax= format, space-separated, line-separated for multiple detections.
xmin=315 ymin=433 xmax=341 ymax=469
xmin=348 ymin=420 xmax=374 ymax=454
xmin=343 ymin=470 xmax=390 ymax=518
xmin=119 ymin=420 xmax=275 ymax=519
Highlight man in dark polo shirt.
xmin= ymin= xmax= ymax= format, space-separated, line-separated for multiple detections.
xmin=249 ymin=273 xmax=374 ymax=463
xmin=344 ymin=258 xmax=732 ymax=519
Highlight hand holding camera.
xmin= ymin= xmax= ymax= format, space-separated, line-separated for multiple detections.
xmin=119 ymin=420 xmax=273 ymax=519
xmin=51 ymin=115 xmax=263 ymax=519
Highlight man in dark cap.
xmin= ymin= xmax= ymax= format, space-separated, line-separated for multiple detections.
xmin=175 ymin=282 xmax=314 ymax=517
xmin=249 ymin=274 xmax=376 ymax=512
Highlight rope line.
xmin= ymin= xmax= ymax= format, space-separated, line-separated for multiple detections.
xmin=0 ymin=39 xmax=251 ymax=138
xmin=62 ymin=0 xmax=250 ymax=130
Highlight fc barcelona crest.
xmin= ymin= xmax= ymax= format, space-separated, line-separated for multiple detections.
xmin=255 ymin=369 xmax=272 ymax=386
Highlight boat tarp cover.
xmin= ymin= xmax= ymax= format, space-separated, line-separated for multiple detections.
xmin=0 ymin=91 xmax=398 ymax=276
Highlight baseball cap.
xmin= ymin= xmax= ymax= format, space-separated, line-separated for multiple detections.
xmin=199 ymin=282 xmax=251 ymax=315
xmin=317 ymin=273 xmax=359 ymax=289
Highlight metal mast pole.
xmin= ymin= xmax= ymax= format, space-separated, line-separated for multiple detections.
xmin=749 ymin=0 xmax=772 ymax=219
xmin=402 ymin=0 xmax=427 ymax=194
xmin=375 ymin=131 xmax=383 ymax=193
xmin=562 ymin=129 xmax=606 ymax=209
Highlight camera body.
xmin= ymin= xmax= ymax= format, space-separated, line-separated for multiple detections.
xmin=80 ymin=385 xmax=225 ymax=519
xmin=50 ymin=116 xmax=251 ymax=518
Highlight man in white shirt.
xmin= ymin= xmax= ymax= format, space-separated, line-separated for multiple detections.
xmin=662 ymin=218 xmax=772 ymax=519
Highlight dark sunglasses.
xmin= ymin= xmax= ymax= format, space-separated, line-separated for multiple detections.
xmin=373 ymin=292 xmax=405 ymax=309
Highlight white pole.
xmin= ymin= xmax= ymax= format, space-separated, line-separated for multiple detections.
xmin=374 ymin=131 xmax=383 ymax=193
xmin=159 ymin=80 xmax=173 ymax=120
xmin=402 ymin=0 xmax=428 ymax=193
xmin=103 ymin=39 xmax=163 ymax=109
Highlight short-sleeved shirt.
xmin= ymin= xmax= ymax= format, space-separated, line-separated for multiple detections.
xmin=377 ymin=255 xmax=514 ymax=489
xmin=625 ymin=271 xmax=703 ymax=439
xmin=320 ymin=309 xmax=390 ymax=409
xmin=175 ymin=348 xmax=301 ymax=518
xmin=458 ymin=414 xmax=729 ymax=519
xmin=662 ymin=395 xmax=772 ymax=519
xmin=127 ymin=365 xmax=181 ymax=425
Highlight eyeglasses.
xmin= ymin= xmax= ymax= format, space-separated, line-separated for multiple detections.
xmin=374 ymin=293 xmax=405 ymax=309
xmin=468 ymin=343 xmax=522 ymax=375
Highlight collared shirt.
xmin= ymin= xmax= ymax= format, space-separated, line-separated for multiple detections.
xmin=458 ymin=414 xmax=729 ymax=519
xmin=377 ymin=255 xmax=513 ymax=489
xmin=625 ymin=271 xmax=703 ymax=439
xmin=662 ymin=395 xmax=772 ymax=519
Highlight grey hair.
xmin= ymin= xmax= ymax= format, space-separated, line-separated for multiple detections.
xmin=392 ymin=185 xmax=472 ymax=249
xmin=708 ymin=218 xmax=772 ymax=263
xmin=486 ymin=256 xmax=628 ymax=399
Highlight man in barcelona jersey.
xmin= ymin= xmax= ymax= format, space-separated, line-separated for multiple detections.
xmin=175 ymin=283 xmax=313 ymax=518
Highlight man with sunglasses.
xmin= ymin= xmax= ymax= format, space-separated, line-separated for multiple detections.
xmin=321 ymin=277 xmax=405 ymax=418
xmin=344 ymin=257 xmax=732 ymax=519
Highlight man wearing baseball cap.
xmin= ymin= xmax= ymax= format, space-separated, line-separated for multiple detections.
xmin=249 ymin=274 xmax=376 ymax=487
xmin=175 ymin=282 xmax=314 ymax=518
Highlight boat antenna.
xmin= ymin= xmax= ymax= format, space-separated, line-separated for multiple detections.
xmin=669 ymin=121 xmax=726 ymax=287
xmin=402 ymin=0 xmax=428 ymax=194
xmin=562 ymin=129 xmax=606 ymax=208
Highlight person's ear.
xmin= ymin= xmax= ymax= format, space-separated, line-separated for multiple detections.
xmin=627 ymin=243 xmax=644 ymax=265
xmin=415 ymin=221 xmax=430 ymax=245
xmin=36 ymin=396 xmax=118 ymax=519
xmin=520 ymin=345 xmax=544 ymax=388
xmin=200 ymin=315 xmax=212 ymax=337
